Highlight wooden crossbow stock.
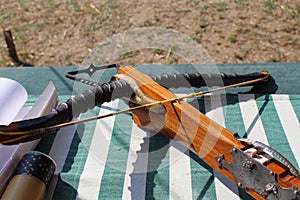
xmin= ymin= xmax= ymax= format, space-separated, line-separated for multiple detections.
xmin=0 ymin=64 xmax=299 ymax=199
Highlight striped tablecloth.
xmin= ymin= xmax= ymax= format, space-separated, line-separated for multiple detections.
xmin=30 ymin=93 xmax=300 ymax=200
xmin=1 ymin=63 xmax=299 ymax=199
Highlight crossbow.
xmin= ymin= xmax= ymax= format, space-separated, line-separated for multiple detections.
xmin=0 ymin=64 xmax=299 ymax=199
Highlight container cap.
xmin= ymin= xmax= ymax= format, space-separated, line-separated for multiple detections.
xmin=13 ymin=151 xmax=56 ymax=187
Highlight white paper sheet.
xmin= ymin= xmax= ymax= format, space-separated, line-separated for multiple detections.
xmin=0 ymin=78 xmax=28 ymax=125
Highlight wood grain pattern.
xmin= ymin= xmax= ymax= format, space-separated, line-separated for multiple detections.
xmin=118 ymin=66 xmax=300 ymax=199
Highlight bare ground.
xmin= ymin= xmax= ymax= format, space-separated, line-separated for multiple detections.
xmin=0 ymin=0 xmax=299 ymax=66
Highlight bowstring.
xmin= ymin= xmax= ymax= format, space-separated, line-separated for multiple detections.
xmin=0 ymin=72 xmax=269 ymax=144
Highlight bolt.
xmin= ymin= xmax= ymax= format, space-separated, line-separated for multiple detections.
xmin=238 ymin=182 xmax=242 ymax=187
xmin=215 ymin=155 xmax=224 ymax=168
xmin=273 ymin=187 xmax=278 ymax=195
xmin=242 ymin=159 xmax=255 ymax=171
xmin=231 ymin=147 xmax=237 ymax=153
xmin=216 ymin=155 xmax=224 ymax=162
xmin=265 ymin=183 xmax=278 ymax=195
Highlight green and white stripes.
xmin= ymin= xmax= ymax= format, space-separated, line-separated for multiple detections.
xmin=33 ymin=94 xmax=300 ymax=200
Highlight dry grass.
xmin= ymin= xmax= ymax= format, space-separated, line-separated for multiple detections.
xmin=0 ymin=0 xmax=299 ymax=66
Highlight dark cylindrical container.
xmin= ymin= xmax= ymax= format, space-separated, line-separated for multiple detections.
xmin=1 ymin=151 xmax=56 ymax=200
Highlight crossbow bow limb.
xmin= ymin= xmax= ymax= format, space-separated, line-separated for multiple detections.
xmin=0 ymin=64 xmax=299 ymax=199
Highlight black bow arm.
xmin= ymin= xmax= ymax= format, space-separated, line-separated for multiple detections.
xmin=150 ymin=71 xmax=266 ymax=88
xmin=0 ymin=71 xmax=267 ymax=144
